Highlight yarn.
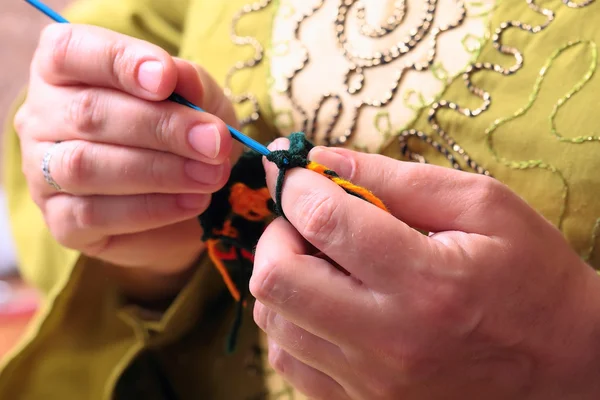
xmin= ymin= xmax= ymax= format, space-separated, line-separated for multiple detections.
xmin=199 ymin=132 xmax=388 ymax=352
xmin=266 ymin=132 xmax=389 ymax=218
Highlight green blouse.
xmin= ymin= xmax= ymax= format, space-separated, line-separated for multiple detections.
xmin=2 ymin=0 xmax=600 ymax=398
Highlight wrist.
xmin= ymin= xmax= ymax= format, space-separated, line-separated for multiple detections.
xmin=103 ymin=245 xmax=205 ymax=305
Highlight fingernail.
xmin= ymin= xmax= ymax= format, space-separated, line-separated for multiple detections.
xmin=268 ymin=138 xmax=289 ymax=151
xmin=188 ymin=124 xmax=220 ymax=159
xmin=309 ymin=147 xmax=354 ymax=179
xmin=184 ymin=161 xmax=225 ymax=185
xmin=137 ymin=61 xmax=164 ymax=93
xmin=177 ymin=194 xmax=209 ymax=210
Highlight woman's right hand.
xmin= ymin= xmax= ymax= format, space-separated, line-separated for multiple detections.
xmin=14 ymin=24 xmax=240 ymax=299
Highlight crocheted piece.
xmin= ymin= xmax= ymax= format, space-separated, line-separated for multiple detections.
xmin=266 ymin=132 xmax=388 ymax=217
xmin=198 ymin=132 xmax=388 ymax=351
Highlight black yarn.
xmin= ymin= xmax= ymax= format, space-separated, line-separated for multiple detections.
xmin=265 ymin=132 xmax=314 ymax=218
xmin=197 ymin=133 xmax=316 ymax=355
xmin=225 ymin=247 xmax=253 ymax=354
xmin=199 ymin=151 xmax=270 ymax=242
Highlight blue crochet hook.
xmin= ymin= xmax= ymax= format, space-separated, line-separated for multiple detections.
xmin=24 ymin=0 xmax=272 ymax=158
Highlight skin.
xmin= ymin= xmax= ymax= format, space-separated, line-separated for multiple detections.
xmin=252 ymin=139 xmax=600 ymax=399
xmin=15 ymin=24 xmax=239 ymax=301
xmin=16 ymin=24 xmax=600 ymax=398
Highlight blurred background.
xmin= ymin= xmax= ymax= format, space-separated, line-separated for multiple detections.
xmin=0 ymin=0 xmax=71 ymax=360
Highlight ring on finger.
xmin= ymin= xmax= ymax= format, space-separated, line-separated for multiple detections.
xmin=41 ymin=141 xmax=63 ymax=192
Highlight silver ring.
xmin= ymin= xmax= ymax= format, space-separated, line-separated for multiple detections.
xmin=41 ymin=141 xmax=63 ymax=191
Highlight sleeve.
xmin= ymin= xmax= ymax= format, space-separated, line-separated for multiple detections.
xmin=0 ymin=1 xmax=213 ymax=397
xmin=61 ymin=0 xmax=188 ymax=54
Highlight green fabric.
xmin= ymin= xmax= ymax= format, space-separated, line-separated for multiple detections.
xmin=381 ymin=1 xmax=600 ymax=264
xmin=2 ymin=0 xmax=600 ymax=398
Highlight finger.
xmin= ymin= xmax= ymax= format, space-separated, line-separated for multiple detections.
xmin=30 ymin=84 xmax=232 ymax=164
xmin=251 ymin=218 xmax=382 ymax=341
xmin=31 ymin=141 xmax=230 ymax=197
xmin=98 ymin=219 xmax=204 ymax=271
xmin=172 ymin=58 xmax=243 ymax=164
xmin=267 ymin=339 xmax=350 ymax=400
xmin=254 ymin=301 xmax=348 ymax=378
xmin=309 ymin=146 xmax=524 ymax=235
xmin=43 ymin=192 xmax=210 ymax=251
xmin=172 ymin=58 xmax=239 ymax=128
xmin=171 ymin=58 xmax=205 ymax=105
xmin=262 ymin=139 xmax=433 ymax=287
xmin=34 ymin=24 xmax=177 ymax=100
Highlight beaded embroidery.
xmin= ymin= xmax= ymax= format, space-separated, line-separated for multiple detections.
xmin=268 ymin=0 xmax=494 ymax=151
xmin=224 ymin=0 xmax=274 ymax=128
xmin=485 ymin=40 xmax=598 ymax=229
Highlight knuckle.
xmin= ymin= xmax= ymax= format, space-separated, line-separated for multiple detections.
xmin=415 ymin=270 xmax=477 ymax=336
xmin=268 ymin=344 xmax=288 ymax=375
xmin=253 ymin=302 xmax=274 ymax=333
xmin=45 ymin=201 xmax=78 ymax=249
xmin=39 ymin=24 xmax=73 ymax=75
xmin=60 ymin=142 xmax=90 ymax=188
xmin=107 ymin=40 xmax=132 ymax=87
xmin=71 ymin=196 xmax=97 ymax=232
xmin=46 ymin=198 xmax=110 ymax=255
xmin=452 ymin=175 xmax=511 ymax=225
xmin=470 ymin=176 xmax=508 ymax=208
xmin=155 ymin=110 xmax=182 ymax=149
xmin=148 ymin=152 xmax=170 ymax=188
xmin=298 ymin=194 xmax=340 ymax=244
xmin=81 ymin=237 xmax=112 ymax=258
xmin=13 ymin=106 xmax=30 ymax=138
xmin=67 ymin=90 xmax=104 ymax=133
xmin=250 ymin=254 xmax=285 ymax=302
xmin=421 ymin=282 xmax=465 ymax=324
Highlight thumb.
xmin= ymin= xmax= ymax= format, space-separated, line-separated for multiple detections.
xmin=309 ymin=147 xmax=523 ymax=235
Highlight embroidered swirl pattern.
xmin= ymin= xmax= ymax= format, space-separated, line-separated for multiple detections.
xmin=268 ymin=0 xmax=492 ymax=151
xmin=224 ymin=0 xmax=274 ymax=127
xmin=485 ymin=40 xmax=597 ymax=229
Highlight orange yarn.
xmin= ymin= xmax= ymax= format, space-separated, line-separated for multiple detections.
xmin=306 ymin=161 xmax=389 ymax=213
xmin=229 ymin=183 xmax=272 ymax=221
xmin=207 ymin=239 xmax=242 ymax=302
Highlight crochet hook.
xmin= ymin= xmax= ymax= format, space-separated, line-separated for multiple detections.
xmin=24 ymin=0 xmax=272 ymax=157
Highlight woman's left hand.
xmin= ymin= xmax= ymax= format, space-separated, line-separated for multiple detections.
xmin=252 ymin=140 xmax=600 ymax=400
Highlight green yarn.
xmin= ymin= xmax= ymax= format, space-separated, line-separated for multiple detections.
xmin=265 ymin=132 xmax=314 ymax=218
